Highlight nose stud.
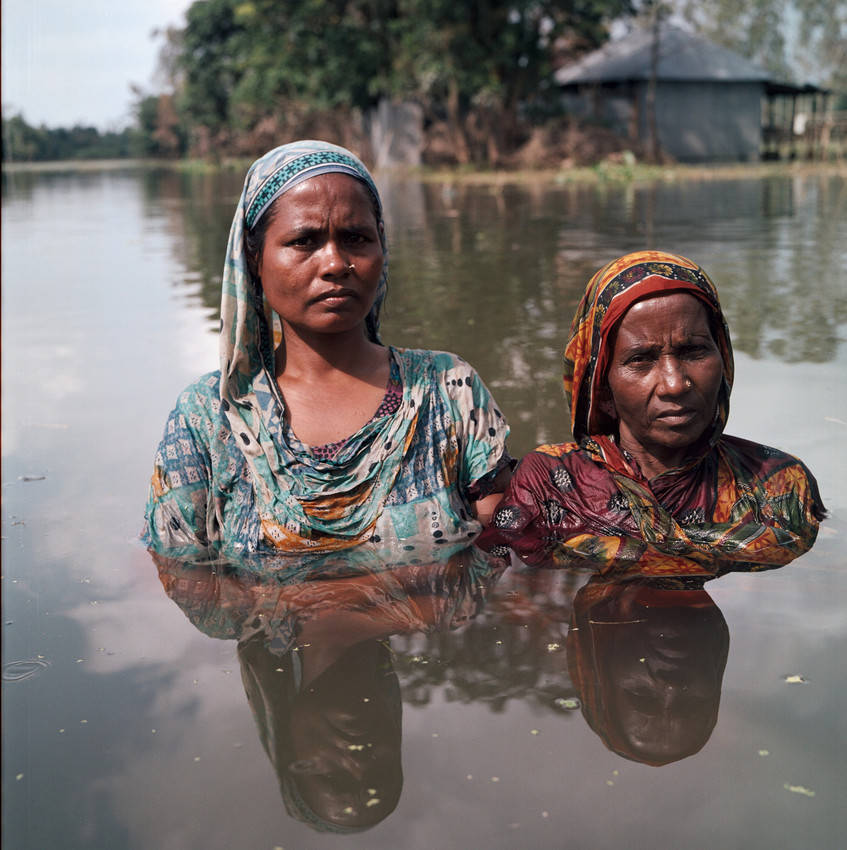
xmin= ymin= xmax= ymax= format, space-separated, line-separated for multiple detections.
xmin=348 ymin=263 xmax=355 ymax=271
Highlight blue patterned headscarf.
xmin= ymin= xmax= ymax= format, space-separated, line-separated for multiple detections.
xmin=217 ymin=141 xmax=424 ymax=552
xmin=221 ymin=140 xmax=388 ymax=398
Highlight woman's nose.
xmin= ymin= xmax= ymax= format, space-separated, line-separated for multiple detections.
xmin=320 ymin=240 xmax=350 ymax=276
xmin=657 ymin=358 xmax=688 ymax=395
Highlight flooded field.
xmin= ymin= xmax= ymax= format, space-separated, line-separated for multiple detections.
xmin=3 ymin=164 xmax=846 ymax=848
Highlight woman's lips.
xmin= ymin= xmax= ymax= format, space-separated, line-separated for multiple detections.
xmin=314 ymin=288 xmax=357 ymax=304
xmin=655 ymin=409 xmax=699 ymax=425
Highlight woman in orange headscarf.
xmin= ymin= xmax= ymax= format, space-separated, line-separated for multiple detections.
xmin=482 ymin=251 xmax=825 ymax=578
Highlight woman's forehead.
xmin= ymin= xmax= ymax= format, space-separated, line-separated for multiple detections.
xmin=274 ymin=173 xmax=380 ymax=221
xmin=620 ymin=291 xmax=711 ymax=325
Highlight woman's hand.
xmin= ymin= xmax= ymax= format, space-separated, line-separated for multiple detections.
xmin=471 ymin=464 xmax=512 ymax=526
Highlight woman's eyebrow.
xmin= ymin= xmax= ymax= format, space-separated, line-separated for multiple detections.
xmin=283 ymin=223 xmax=322 ymax=237
xmin=618 ymin=338 xmax=659 ymax=351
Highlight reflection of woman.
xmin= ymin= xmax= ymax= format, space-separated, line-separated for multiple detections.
xmin=145 ymin=140 xmax=511 ymax=558
xmin=154 ymin=542 xmax=504 ymax=832
xmin=485 ymin=251 xmax=825 ymax=577
xmin=239 ymin=635 xmax=403 ymax=833
xmin=567 ymin=578 xmax=729 ymax=765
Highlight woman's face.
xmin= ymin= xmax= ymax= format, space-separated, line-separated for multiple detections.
xmin=606 ymin=292 xmax=723 ymax=474
xmin=257 ymin=173 xmax=384 ymax=339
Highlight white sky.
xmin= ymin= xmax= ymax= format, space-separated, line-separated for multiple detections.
xmin=2 ymin=0 xmax=192 ymax=130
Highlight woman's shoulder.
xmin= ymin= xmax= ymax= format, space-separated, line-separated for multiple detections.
xmin=718 ymin=434 xmax=826 ymax=516
xmin=718 ymin=434 xmax=812 ymax=472
xmin=391 ymin=347 xmax=493 ymax=396
xmin=510 ymin=442 xmax=585 ymax=482
xmin=532 ymin=441 xmax=583 ymax=459
xmin=162 ymin=372 xmax=228 ymax=442
xmin=392 ymin=346 xmax=471 ymax=372
xmin=170 ymin=371 xmax=223 ymax=413
xmin=512 ymin=443 xmax=585 ymax=474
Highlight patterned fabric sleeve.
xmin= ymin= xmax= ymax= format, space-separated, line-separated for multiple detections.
xmin=432 ymin=351 xmax=511 ymax=499
xmin=144 ymin=373 xmax=221 ymax=555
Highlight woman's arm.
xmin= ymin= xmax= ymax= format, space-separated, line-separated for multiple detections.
xmin=144 ymin=374 xmax=220 ymax=555
xmin=471 ymin=463 xmax=513 ymax=526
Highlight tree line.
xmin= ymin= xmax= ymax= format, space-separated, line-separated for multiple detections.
xmin=141 ymin=0 xmax=638 ymax=165
xmin=4 ymin=0 xmax=845 ymax=165
xmin=1 ymin=113 xmax=138 ymax=163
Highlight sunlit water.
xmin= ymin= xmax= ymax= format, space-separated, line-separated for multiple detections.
xmin=2 ymin=164 xmax=846 ymax=848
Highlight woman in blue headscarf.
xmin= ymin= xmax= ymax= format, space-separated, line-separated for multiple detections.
xmin=145 ymin=141 xmax=512 ymax=557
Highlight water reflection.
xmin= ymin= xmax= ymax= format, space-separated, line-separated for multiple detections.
xmin=568 ymin=578 xmax=729 ymax=766
xmin=152 ymin=540 xmax=504 ymax=832
xmin=151 ymin=533 xmax=743 ymax=831
xmin=136 ymin=167 xmax=243 ymax=306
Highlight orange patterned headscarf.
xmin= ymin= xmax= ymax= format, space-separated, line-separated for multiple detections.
xmin=563 ymin=251 xmax=734 ymax=442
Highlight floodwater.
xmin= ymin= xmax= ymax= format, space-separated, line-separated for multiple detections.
xmin=2 ymin=164 xmax=846 ymax=849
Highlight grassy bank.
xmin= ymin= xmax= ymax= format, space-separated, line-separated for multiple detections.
xmin=4 ymin=155 xmax=845 ymax=186
xmin=411 ymin=158 xmax=847 ymax=187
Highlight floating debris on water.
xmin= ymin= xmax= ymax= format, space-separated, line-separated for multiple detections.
xmin=553 ymin=697 xmax=581 ymax=711
xmin=19 ymin=474 xmax=46 ymax=482
xmin=784 ymin=675 xmax=806 ymax=684
xmin=784 ymin=783 xmax=815 ymax=797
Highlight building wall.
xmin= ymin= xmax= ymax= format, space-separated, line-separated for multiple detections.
xmin=646 ymin=81 xmax=764 ymax=162
xmin=561 ymin=81 xmax=764 ymax=162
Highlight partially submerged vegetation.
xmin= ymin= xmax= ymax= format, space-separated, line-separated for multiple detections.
xmin=6 ymin=148 xmax=843 ymax=193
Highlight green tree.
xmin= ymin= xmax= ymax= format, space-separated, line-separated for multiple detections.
xmin=793 ymin=0 xmax=847 ymax=101
xmin=675 ymin=0 xmax=790 ymax=80
xmin=2 ymin=112 xmax=133 ymax=162
xmin=675 ymin=0 xmax=846 ymax=95
xmin=392 ymin=0 xmax=633 ymax=163
xmin=165 ymin=0 xmax=633 ymax=162
xmin=2 ymin=112 xmax=48 ymax=162
xmin=131 ymin=89 xmax=188 ymax=158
